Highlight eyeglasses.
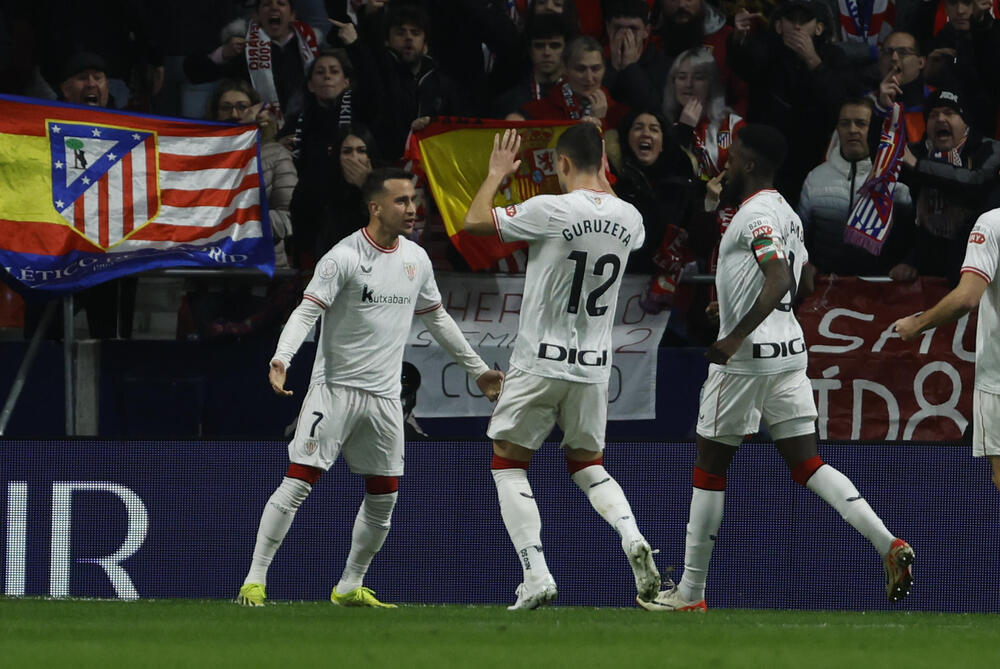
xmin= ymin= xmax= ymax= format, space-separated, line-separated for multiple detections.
xmin=218 ymin=102 xmax=252 ymax=113
xmin=880 ymin=47 xmax=918 ymax=58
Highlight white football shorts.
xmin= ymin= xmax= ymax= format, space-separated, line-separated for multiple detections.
xmin=289 ymin=383 xmax=404 ymax=476
xmin=697 ymin=367 xmax=817 ymax=444
xmin=972 ymin=388 xmax=1000 ymax=457
xmin=487 ymin=367 xmax=608 ymax=452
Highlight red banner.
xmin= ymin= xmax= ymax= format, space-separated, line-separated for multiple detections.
xmin=799 ymin=276 xmax=976 ymax=441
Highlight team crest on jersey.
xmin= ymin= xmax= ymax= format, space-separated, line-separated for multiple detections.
xmin=303 ymin=440 xmax=318 ymax=455
xmin=718 ymin=131 xmax=731 ymax=149
xmin=505 ymin=204 xmax=518 ymax=217
xmin=970 ymin=231 xmax=986 ymax=244
xmin=318 ymin=258 xmax=339 ymax=279
xmin=404 ymin=262 xmax=416 ymax=280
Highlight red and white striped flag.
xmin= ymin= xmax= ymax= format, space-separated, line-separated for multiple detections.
xmin=0 ymin=94 xmax=273 ymax=293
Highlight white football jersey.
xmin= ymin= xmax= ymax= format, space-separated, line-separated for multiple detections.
xmin=715 ymin=189 xmax=808 ymax=375
xmin=492 ymin=189 xmax=645 ymax=383
xmin=961 ymin=210 xmax=1000 ymax=393
xmin=301 ymin=228 xmax=442 ymax=397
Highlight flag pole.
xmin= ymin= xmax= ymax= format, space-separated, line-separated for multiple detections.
xmin=63 ymin=294 xmax=75 ymax=435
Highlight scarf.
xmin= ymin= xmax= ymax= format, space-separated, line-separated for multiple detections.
xmin=916 ymin=130 xmax=972 ymax=239
xmin=844 ymin=101 xmax=906 ymax=255
xmin=246 ymin=19 xmax=319 ymax=128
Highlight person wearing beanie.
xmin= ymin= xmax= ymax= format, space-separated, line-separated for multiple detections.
xmin=890 ymin=87 xmax=1000 ymax=284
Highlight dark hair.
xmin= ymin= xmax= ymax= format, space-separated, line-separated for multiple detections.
xmin=362 ymin=167 xmax=414 ymax=203
xmin=604 ymin=0 xmax=650 ymax=23
xmin=737 ymin=124 xmax=788 ymax=175
xmin=882 ymin=30 xmax=922 ymax=56
xmin=257 ymin=0 xmax=297 ymax=10
xmin=556 ymin=123 xmax=603 ymax=173
xmin=335 ymin=123 xmax=381 ymax=167
xmin=618 ymin=109 xmax=668 ymax=164
xmin=205 ymin=79 xmax=261 ymax=119
xmin=526 ymin=12 xmax=576 ymax=42
xmin=839 ymin=96 xmax=874 ymax=115
xmin=307 ymin=48 xmax=354 ymax=81
xmin=563 ymin=35 xmax=603 ymax=66
xmin=386 ymin=4 xmax=431 ymax=40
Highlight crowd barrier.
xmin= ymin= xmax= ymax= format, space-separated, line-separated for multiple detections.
xmin=3 ymin=439 xmax=996 ymax=611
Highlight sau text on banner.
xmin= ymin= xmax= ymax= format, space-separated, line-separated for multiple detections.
xmin=407 ymin=117 xmax=576 ymax=270
xmin=0 ymin=94 xmax=273 ymax=294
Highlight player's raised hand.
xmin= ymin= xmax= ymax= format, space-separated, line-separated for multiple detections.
xmin=476 ymin=369 xmax=505 ymax=402
xmin=489 ymin=129 xmax=522 ymax=179
xmin=269 ymin=360 xmax=293 ymax=396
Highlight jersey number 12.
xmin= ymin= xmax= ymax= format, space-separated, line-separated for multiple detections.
xmin=566 ymin=250 xmax=622 ymax=317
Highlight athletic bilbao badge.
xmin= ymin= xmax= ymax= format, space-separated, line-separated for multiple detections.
xmin=404 ymin=262 xmax=416 ymax=280
xmin=48 ymin=120 xmax=160 ymax=250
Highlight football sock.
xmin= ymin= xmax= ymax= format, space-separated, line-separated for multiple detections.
xmin=571 ymin=464 xmax=644 ymax=547
xmin=492 ymin=468 xmax=551 ymax=582
xmin=336 ymin=491 xmax=398 ymax=593
xmin=244 ymin=476 xmax=311 ymax=586
xmin=678 ymin=487 xmax=725 ymax=603
xmin=806 ymin=465 xmax=895 ymax=555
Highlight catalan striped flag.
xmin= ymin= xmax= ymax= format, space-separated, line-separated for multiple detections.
xmin=0 ymin=94 xmax=272 ymax=293
xmin=844 ymin=101 xmax=906 ymax=255
xmin=407 ymin=117 xmax=575 ymax=270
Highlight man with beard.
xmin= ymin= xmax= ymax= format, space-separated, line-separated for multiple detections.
xmin=873 ymin=31 xmax=930 ymax=144
xmin=638 ymin=124 xmax=914 ymax=612
xmin=601 ymin=0 xmax=670 ymax=113
xmin=889 ymin=88 xmax=1000 ymax=283
xmin=798 ymin=98 xmax=912 ymax=275
xmin=654 ymin=0 xmax=749 ymax=114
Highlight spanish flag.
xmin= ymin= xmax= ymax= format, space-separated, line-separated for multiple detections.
xmin=0 ymin=94 xmax=272 ymax=294
xmin=408 ymin=117 xmax=576 ymax=270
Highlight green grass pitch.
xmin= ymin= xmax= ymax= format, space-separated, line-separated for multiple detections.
xmin=2 ymin=598 xmax=999 ymax=668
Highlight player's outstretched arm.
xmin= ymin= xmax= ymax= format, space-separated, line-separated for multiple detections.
xmin=464 ymin=129 xmax=522 ymax=236
xmin=894 ymin=272 xmax=988 ymax=341
xmin=419 ymin=306 xmax=503 ymax=400
xmin=268 ymin=298 xmax=324 ymax=395
xmin=708 ymin=257 xmax=793 ymax=364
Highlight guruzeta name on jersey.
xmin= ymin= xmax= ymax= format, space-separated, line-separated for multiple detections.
xmin=561 ymin=218 xmax=633 ymax=246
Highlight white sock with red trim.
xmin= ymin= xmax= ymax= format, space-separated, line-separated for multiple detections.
xmin=571 ymin=464 xmax=643 ymax=547
xmin=336 ymin=491 xmax=398 ymax=593
xmin=244 ymin=476 xmax=311 ymax=586
xmin=492 ymin=468 xmax=551 ymax=583
xmin=678 ymin=487 xmax=725 ymax=603
xmin=806 ymin=465 xmax=895 ymax=555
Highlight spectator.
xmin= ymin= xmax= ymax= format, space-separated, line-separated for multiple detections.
xmin=873 ymin=30 xmax=931 ymax=144
xmin=513 ymin=35 xmax=629 ymax=129
xmin=663 ymin=48 xmax=745 ymax=265
xmin=798 ymin=98 xmax=913 ymax=275
xmin=208 ymin=79 xmax=297 ymax=269
xmin=602 ymin=0 xmax=671 ymax=114
xmin=59 ymin=51 xmax=136 ymax=339
xmin=830 ymin=0 xmax=895 ymax=87
xmin=612 ymin=110 xmax=700 ymax=276
xmin=892 ymin=88 xmax=1000 ymax=283
xmin=921 ymin=0 xmax=1000 ymax=136
xmin=652 ymin=0 xmax=750 ymax=114
xmin=493 ymin=13 xmax=576 ymax=118
xmin=183 ymin=0 xmax=321 ymax=126
xmin=357 ymin=3 xmax=467 ymax=161
xmin=313 ymin=124 xmax=381 ymax=258
xmin=728 ymin=0 xmax=860 ymax=206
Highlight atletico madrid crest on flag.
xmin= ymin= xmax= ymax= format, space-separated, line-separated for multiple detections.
xmin=48 ymin=120 xmax=160 ymax=250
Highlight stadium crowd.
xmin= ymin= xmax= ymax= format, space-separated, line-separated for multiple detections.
xmin=2 ymin=0 xmax=999 ymax=344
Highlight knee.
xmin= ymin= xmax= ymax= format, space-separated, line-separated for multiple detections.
xmin=365 ymin=475 xmax=399 ymax=495
xmin=566 ymin=452 xmax=603 ymax=476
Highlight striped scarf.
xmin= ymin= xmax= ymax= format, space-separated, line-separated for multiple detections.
xmin=844 ymin=102 xmax=906 ymax=255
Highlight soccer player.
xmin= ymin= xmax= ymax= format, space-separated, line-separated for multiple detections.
xmin=894 ymin=209 xmax=1000 ymax=491
xmin=237 ymin=167 xmax=504 ymax=608
xmin=462 ymin=124 xmax=662 ymax=610
xmin=638 ymin=125 xmax=914 ymax=612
